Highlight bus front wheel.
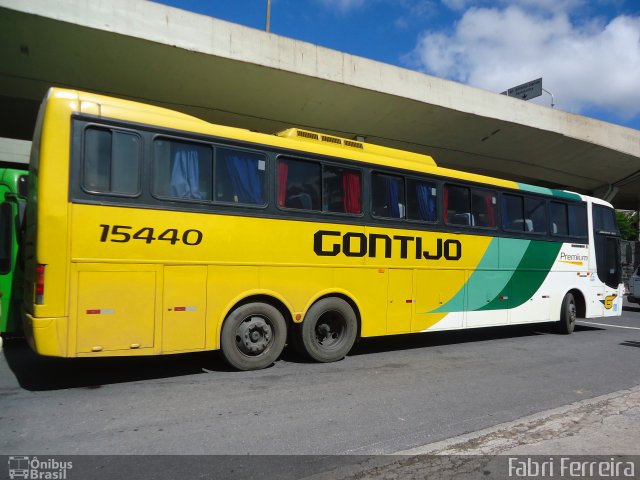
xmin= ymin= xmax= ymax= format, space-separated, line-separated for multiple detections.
xmin=220 ymin=302 xmax=287 ymax=371
xmin=299 ymin=297 xmax=357 ymax=363
xmin=557 ymin=292 xmax=577 ymax=334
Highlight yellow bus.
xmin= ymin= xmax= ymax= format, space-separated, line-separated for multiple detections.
xmin=22 ymin=88 xmax=624 ymax=370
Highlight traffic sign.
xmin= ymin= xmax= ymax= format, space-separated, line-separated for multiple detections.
xmin=501 ymin=78 xmax=542 ymax=100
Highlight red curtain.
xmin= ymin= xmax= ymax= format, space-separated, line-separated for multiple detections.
xmin=485 ymin=194 xmax=496 ymax=227
xmin=343 ymin=172 xmax=361 ymax=214
xmin=277 ymin=161 xmax=288 ymax=207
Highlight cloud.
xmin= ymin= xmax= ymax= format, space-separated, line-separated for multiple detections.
xmin=315 ymin=0 xmax=366 ymax=14
xmin=408 ymin=5 xmax=640 ymax=121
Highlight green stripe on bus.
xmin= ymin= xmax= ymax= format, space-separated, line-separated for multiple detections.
xmin=430 ymin=238 xmax=530 ymax=313
xmin=478 ymin=240 xmax=562 ymax=311
xmin=517 ymin=183 xmax=581 ymax=201
xmin=429 ymin=239 xmax=562 ymax=314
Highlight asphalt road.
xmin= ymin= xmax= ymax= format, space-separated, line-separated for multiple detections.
xmin=1 ymin=301 xmax=639 ymax=475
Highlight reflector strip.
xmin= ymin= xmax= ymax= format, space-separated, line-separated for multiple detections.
xmin=86 ymin=309 xmax=115 ymax=315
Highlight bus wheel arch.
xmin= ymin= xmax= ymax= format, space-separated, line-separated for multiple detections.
xmin=557 ymin=288 xmax=584 ymax=335
xmin=294 ymin=294 xmax=360 ymax=363
xmin=219 ymin=295 xmax=290 ymax=371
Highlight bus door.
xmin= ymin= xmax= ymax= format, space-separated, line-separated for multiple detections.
xmin=592 ymin=205 xmax=622 ymax=317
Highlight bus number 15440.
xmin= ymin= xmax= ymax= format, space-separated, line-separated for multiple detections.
xmin=98 ymin=224 xmax=203 ymax=246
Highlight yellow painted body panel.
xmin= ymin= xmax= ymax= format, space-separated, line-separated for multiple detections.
xmin=76 ymin=270 xmax=156 ymax=353
xmin=24 ymin=314 xmax=68 ymax=357
xmin=162 ymin=266 xmax=207 ymax=352
xmin=387 ymin=269 xmax=413 ymax=334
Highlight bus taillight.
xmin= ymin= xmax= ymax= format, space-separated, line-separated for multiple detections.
xmin=35 ymin=264 xmax=45 ymax=304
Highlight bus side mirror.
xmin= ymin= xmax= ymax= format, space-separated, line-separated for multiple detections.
xmin=624 ymin=242 xmax=632 ymax=265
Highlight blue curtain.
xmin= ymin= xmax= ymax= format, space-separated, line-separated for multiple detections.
xmin=417 ymin=183 xmax=436 ymax=221
xmin=224 ymin=154 xmax=263 ymax=205
xmin=170 ymin=150 xmax=202 ymax=199
xmin=385 ymin=177 xmax=400 ymax=218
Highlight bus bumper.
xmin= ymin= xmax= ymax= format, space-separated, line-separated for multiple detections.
xmin=23 ymin=314 xmax=68 ymax=357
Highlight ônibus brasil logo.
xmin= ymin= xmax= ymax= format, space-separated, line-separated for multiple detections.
xmin=7 ymin=456 xmax=72 ymax=479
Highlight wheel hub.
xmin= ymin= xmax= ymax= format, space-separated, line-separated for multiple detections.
xmin=315 ymin=315 xmax=342 ymax=346
xmin=236 ymin=316 xmax=272 ymax=355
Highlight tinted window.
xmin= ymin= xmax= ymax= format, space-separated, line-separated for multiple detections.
xmin=526 ymin=197 xmax=547 ymax=233
xmin=407 ymin=179 xmax=437 ymax=222
xmin=472 ymin=190 xmax=497 ymax=228
xmin=445 ymin=185 xmax=470 ymax=225
xmin=372 ymin=173 xmax=405 ymax=219
xmin=502 ymin=194 xmax=524 ymax=231
xmin=153 ymin=138 xmax=212 ymax=201
xmin=323 ymin=165 xmax=362 ymax=214
xmin=84 ymin=127 xmax=140 ymax=195
xmin=592 ymin=205 xmax=619 ymax=235
xmin=504 ymin=194 xmax=546 ymax=233
xmin=278 ymin=158 xmax=321 ymax=211
xmin=550 ymin=202 xmax=569 ymax=236
xmin=445 ymin=185 xmax=495 ymax=227
xmin=215 ymin=148 xmax=266 ymax=205
xmin=568 ymin=204 xmax=587 ymax=237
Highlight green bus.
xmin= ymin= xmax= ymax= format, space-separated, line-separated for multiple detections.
xmin=0 ymin=166 xmax=28 ymax=334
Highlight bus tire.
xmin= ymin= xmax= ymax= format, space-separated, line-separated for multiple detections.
xmin=557 ymin=292 xmax=577 ymax=335
xmin=220 ymin=302 xmax=287 ymax=371
xmin=300 ymin=297 xmax=357 ymax=363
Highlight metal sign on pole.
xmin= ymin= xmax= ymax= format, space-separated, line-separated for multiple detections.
xmin=501 ymin=78 xmax=542 ymax=101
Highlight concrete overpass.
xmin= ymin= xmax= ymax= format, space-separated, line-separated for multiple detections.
xmin=1 ymin=0 xmax=639 ymax=209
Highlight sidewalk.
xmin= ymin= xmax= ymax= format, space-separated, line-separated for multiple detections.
xmin=306 ymin=386 xmax=640 ymax=479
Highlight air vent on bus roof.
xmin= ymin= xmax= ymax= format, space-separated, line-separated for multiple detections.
xmin=297 ymin=130 xmax=319 ymax=141
xmin=344 ymin=140 xmax=364 ymax=149
xmin=276 ymin=128 xmax=364 ymax=150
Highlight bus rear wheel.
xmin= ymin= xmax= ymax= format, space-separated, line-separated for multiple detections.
xmin=557 ymin=292 xmax=577 ymax=334
xmin=299 ymin=297 xmax=357 ymax=363
xmin=220 ymin=302 xmax=287 ymax=371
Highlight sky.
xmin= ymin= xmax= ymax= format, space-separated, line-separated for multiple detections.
xmin=152 ymin=0 xmax=640 ymax=130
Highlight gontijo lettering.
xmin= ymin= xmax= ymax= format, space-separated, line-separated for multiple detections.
xmin=314 ymin=230 xmax=462 ymax=260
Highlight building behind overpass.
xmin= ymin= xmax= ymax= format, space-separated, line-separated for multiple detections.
xmin=0 ymin=0 xmax=639 ymax=211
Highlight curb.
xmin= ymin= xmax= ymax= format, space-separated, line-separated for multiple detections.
xmin=302 ymin=386 xmax=640 ymax=480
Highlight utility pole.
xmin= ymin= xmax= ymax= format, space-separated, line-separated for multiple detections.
xmin=266 ymin=0 xmax=271 ymax=32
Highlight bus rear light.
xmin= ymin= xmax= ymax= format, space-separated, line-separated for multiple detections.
xmin=35 ymin=264 xmax=45 ymax=304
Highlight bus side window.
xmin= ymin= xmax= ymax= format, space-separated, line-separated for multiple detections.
xmin=568 ymin=204 xmax=587 ymax=237
xmin=277 ymin=158 xmax=321 ymax=211
xmin=323 ymin=165 xmax=362 ymax=214
xmin=550 ymin=202 xmax=569 ymax=236
xmin=372 ymin=173 xmax=405 ymax=219
xmin=471 ymin=189 xmax=496 ymax=228
xmin=153 ymin=138 xmax=212 ymax=201
xmin=407 ymin=179 xmax=437 ymax=222
xmin=445 ymin=184 xmax=471 ymax=226
xmin=525 ymin=197 xmax=547 ymax=233
xmin=84 ymin=127 xmax=141 ymax=196
xmin=216 ymin=148 xmax=266 ymax=205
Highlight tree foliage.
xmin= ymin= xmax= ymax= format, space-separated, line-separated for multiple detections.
xmin=616 ymin=210 xmax=638 ymax=241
